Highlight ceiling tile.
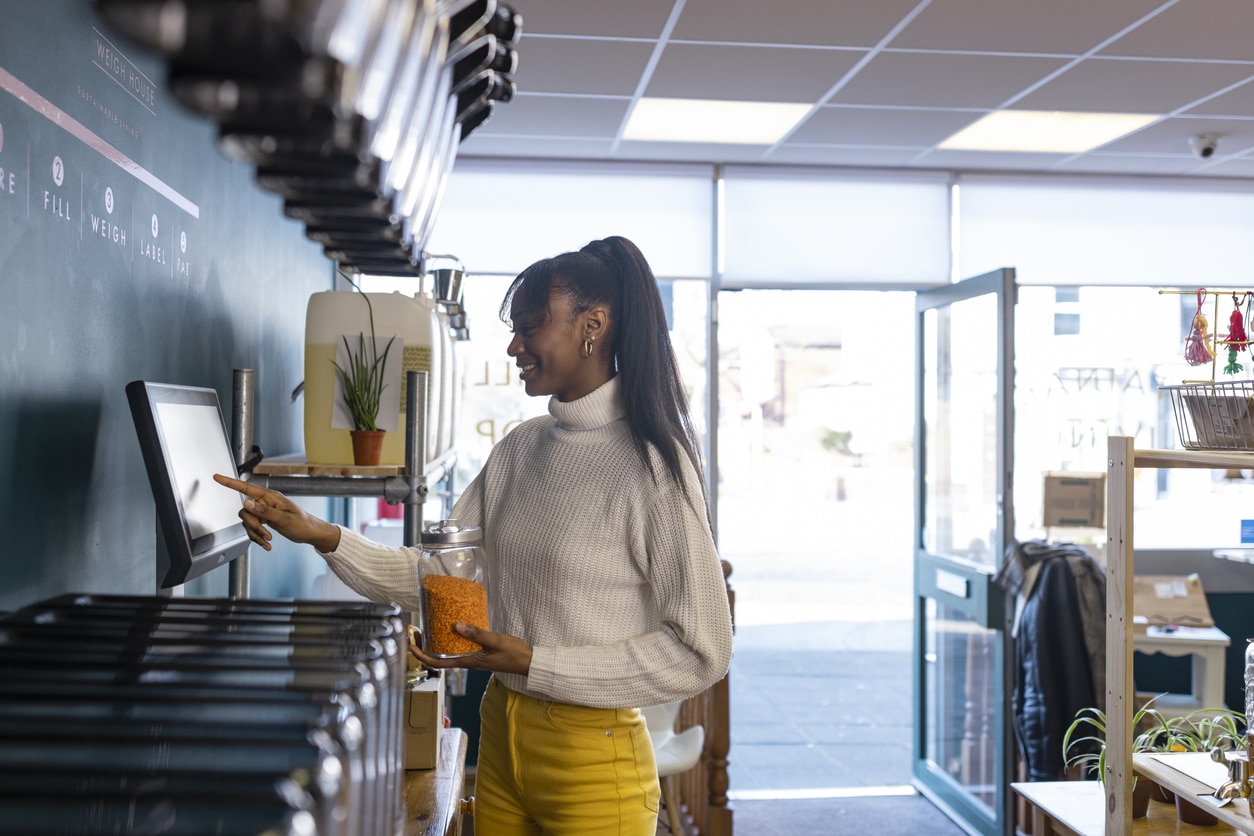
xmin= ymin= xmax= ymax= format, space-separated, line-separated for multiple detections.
xmin=764 ymin=145 xmax=936 ymax=167
xmin=615 ymin=140 xmax=774 ymax=164
xmin=462 ymin=1 xmax=1254 ymax=180
xmin=1099 ymin=0 xmax=1254 ymax=61
xmin=788 ymin=105 xmax=981 ymax=146
xmin=645 ymin=43 xmax=866 ymax=101
xmin=1051 ymin=154 xmax=1215 ymax=177
xmin=831 ymin=52 xmax=1069 ymax=108
xmin=1184 ymin=78 xmax=1254 ymax=117
xmin=516 ymin=36 xmax=654 ymax=96
xmin=1190 ymin=156 xmax=1254 ymax=177
xmin=671 ymin=0 xmax=924 ymax=48
xmin=913 ymin=148 xmax=1073 ymax=171
xmin=889 ymin=0 xmax=1165 ymax=54
xmin=511 ymin=0 xmax=677 ymax=38
xmin=1013 ymin=58 xmax=1254 ymax=113
xmin=459 ymin=135 xmax=617 ymax=160
xmin=471 ymin=94 xmax=630 ymax=138
xmin=1098 ymin=116 xmax=1254 ymax=156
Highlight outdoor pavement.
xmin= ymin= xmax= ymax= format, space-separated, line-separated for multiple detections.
xmin=715 ymin=472 xmax=970 ymax=832
xmin=728 ymin=621 xmax=915 ymax=793
xmin=723 ymin=621 xmax=971 ymax=835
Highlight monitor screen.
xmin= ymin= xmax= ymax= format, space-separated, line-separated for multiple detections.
xmin=126 ymin=381 xmax=249 ymax=588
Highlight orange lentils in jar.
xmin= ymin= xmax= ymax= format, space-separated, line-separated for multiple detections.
xmin=421 ymin=574 xmax=488 ymax=656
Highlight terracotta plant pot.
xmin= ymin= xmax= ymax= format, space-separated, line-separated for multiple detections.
xmin=1132 ymin=778 xmax=1152 ymax=819
xmin=1175 ymin=794 xmax=1218 ymax=826
xmin=1150 ymin=780 xmax=1175 ymax=804
xmin=350 ymin=430 xmax=385 ymax=466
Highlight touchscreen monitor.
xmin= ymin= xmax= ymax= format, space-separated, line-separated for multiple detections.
xmin=125 ymin=380 xmax=249 ymax=588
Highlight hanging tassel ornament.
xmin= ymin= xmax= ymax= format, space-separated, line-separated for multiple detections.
xmin=1185 ymin=289 xmax=1214 ymax=367
xmin=1224 ymin=293 xmax=1248 ymax=374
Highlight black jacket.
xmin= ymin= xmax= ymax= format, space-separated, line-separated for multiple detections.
xmin=1001 ymin=541 xmax=1106 ymax=781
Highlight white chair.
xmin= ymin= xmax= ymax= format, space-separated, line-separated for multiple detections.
xmin=641 ymin=701 xmax=705 ymax=835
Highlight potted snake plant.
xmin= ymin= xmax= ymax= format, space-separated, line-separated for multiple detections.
xmin=334 ymin=276 xmax=396 ymax=466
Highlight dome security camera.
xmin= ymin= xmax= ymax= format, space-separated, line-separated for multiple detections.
xmin=1191 ymin=133 xmax=1219 ymax=160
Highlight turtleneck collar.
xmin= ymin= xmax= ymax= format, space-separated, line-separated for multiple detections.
xmin=549 ymin=376 xmax=624 ymax=431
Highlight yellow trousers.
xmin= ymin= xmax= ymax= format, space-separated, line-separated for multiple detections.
xmin=473 ymin=677 xmax=660 ymax=835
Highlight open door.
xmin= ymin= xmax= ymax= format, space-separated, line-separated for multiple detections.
xmin=913 ymin=268 xmax=1016 ymax=835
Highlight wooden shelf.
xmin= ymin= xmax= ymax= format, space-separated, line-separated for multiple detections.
xmin=1126 ymin=448 xmax=1254 ymax=470
xmin=1012 ymin=780 xmax=1242 ymax=836
xmin=1134 ymin=753 xmax=1253 ymax=833
xmin=252 ymin=452 xmax=404 ymax=477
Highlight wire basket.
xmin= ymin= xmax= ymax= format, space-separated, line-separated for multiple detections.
xmin=1163 ymin=380 xmax=1254 ymax=451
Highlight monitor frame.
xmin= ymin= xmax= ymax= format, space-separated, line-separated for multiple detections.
xmin=125 ymin=380 xmax=250 ymax=589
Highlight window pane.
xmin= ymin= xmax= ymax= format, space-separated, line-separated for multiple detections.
xmin=922 ymin=295 xmax=1001 ymax=566
xmin=1013 ymin=285 xmax=1254 ymax=549
xmin=924 ymin=600 xmax=998 ymax=815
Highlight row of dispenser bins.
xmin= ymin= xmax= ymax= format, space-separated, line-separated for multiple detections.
xmin=94 ymin=0 xmax=521 ymax=278
xmin=0 ymin=593 xmax=410 ymax=836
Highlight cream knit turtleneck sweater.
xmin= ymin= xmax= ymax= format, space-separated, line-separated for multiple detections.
xmin=321 ymin=376 xmax=733 ymax=709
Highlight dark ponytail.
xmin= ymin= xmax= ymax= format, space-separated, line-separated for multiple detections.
xmin=501 ymin=236 xmax=709 ymax=513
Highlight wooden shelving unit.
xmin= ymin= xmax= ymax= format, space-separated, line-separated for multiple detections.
xmin=236 ymin=370 xmax=454 ymax=556
xmin=1104 ymin=437 xmax=1254 ymax=835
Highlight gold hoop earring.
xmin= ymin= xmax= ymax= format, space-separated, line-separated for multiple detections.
xmin=582 ymin=337 xmax=594 ymax=359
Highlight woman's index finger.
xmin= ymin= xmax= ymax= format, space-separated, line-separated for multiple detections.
xmin=213 ymin=473 xmax=264 ymax=497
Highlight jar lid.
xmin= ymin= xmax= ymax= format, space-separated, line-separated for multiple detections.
xmin=421 ymin=518 xmax=482 ymax=547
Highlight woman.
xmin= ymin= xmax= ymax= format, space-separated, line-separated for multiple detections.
xmin=216 ymin=235 xmax=733 ymax=835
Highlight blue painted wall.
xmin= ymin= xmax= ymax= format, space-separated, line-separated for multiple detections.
xmin=0 ymin=0 xmax=333 ymax=610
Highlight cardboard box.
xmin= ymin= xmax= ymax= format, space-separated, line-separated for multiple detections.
xmin=1132 ymin=574 xmax=1214 ymax=629
xmin=1042 ymin=472 xmax=1106 ymax=528
xmin=1181 ymin=393 xmax=1254 ymax=450
xmin=404 ymin=671 xmax=444 ymax=770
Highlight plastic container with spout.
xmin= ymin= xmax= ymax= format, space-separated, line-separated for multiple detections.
xmin=304 ymin=290 xmax=442 ymax=465
xmin=417 ymin=520 xmax=487 ymax=659
xmin=434 ymin=304 xmax=455 ymax=457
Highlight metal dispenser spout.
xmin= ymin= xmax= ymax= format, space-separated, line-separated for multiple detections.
xmin=1211 ymin=748 xmax=1252 ymax=799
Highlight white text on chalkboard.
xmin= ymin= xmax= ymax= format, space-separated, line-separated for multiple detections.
xmin=43 ymin=191 xmax=71 ymax=220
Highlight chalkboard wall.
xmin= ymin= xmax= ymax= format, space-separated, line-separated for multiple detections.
xmin=0 ymin=0 xmax=335 ymax=610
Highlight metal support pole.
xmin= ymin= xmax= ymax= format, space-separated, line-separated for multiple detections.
xmin=404 ymin=370 xmax=429 ymax=548
xmin=230 ymin=368 xmax=254 ymax=599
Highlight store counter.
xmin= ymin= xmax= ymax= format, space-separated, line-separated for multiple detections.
xmin=405 ymin=728 xmax=470 ymax=836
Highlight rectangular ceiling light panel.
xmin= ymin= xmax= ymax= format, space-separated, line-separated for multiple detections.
xmin=939 ymin=110 xmax=1160 ymax=153
xmin=624 ymin=97 xmax=813 ymax=144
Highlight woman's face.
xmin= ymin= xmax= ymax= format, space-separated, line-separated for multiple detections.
xmin=507 ymin=288 xmax=605 ymax=402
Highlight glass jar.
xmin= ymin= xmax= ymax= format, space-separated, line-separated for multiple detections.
xmin=1246 ymin=637 xmax=1254 ymax=754
xmin=417 ymin=519 xmax=487 ymax=659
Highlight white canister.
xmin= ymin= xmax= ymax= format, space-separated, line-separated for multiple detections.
xmin=304 ymin=290 xmax=442 ymax=466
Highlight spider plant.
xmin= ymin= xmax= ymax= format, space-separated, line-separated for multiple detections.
xmin=1062 ymin=695 xmax=1172 ymax=785
xmin=1155 ymin=708 xmax=1246 ymax=754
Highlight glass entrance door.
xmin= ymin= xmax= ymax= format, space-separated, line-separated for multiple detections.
xmin=913 ymin=269 xmax=1016 ymax=835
